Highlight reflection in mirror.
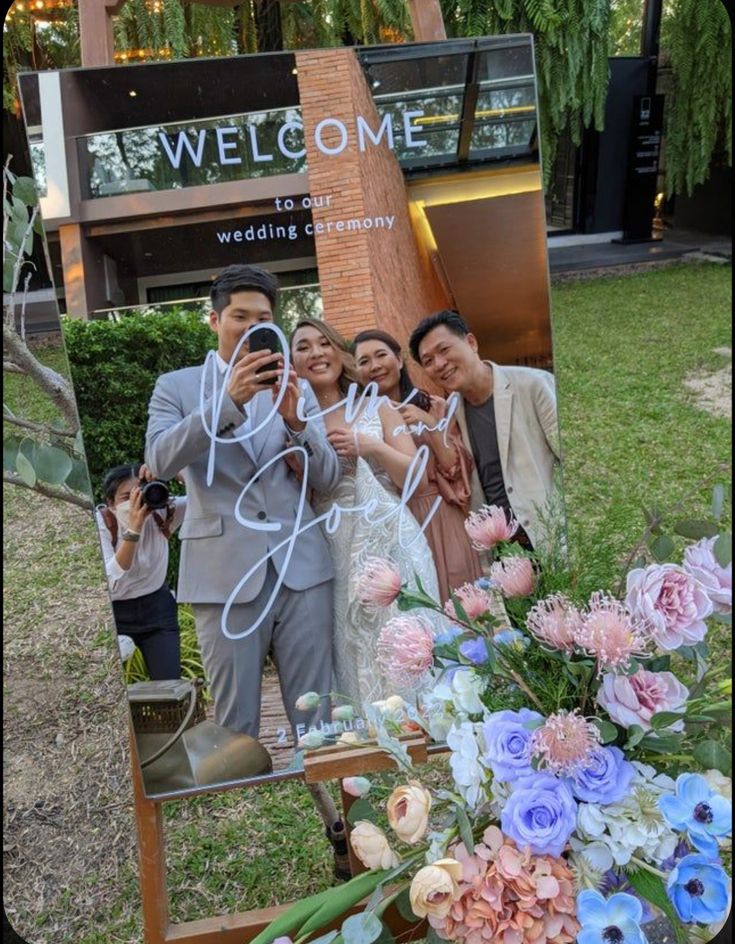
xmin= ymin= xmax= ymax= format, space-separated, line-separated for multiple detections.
xmin=19 ymin=35 xmax=564 ymax=799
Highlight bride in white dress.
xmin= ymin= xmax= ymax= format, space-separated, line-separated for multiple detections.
xmin=290 ymin=318 xmax=440 ymax=707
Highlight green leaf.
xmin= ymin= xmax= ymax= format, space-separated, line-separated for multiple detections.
xmin=394 ymin=887 xmax=417 ymax=923
xmin=674 ymin=519 xmax=719 ymax=540
xmin=341 ymin=911 xmax=383 ymax=944
xmin=591 ymin=718 xmax=619 ymax=744
xmin=12 ymin=176 xmax=38 ymax=206
xmin=33 ymin=443 xmax=73 ymax=486
xmin=3 ymin=435 xmax=22 ymax=472
xmin=309 ymin=933 xmax=339 ymax=944
xmin=714 ymin=533 xmax=732 ymax=568
xmin=455 ymin=804 xmax=475 ymax=855
xmin=65 ymin=457 xmax=91 ymax=495
xmin=426 ymin=928 xmax=445 ymax=944
xmin=711 ymin=484 xmax=726 ymax=521
xmin=649 ymin=533 xmax=675 ymax=562
xmin=639 ymin=734 xmax=683 ymax=754
xmin=346 ymin=798 xmax=379 ymax=827
xmin=646 ymin=655 xmax=671 ymax=672
xmin=693 ymin=740 xmax=732 ymax=775
xmin=651 ymin=711 xmax=686 ymax=731
xmin=625 ymin=724 xmax=646 ymax=749
xmin=626 ymin=870 xmax=687 ymax=944
xmin=3 ymin=255 xmax=17 ymax=292
xmin=15 ymin=450 xmax=36 ymax=487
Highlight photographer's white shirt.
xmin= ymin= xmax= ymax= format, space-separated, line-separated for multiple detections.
xmin=97 ymin=497 xmax=186 ymax=601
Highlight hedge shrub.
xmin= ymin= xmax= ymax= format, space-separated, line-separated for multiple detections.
xmin=63 ymin=307 xmax=215 ymax=491
xmin=63 ymin=307 xmax=216 ymax=590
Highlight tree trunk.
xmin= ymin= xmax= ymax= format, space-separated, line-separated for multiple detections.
xmin=253 ymin=0 xmax=283 ymax=52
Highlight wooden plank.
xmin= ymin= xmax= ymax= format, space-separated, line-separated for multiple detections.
xmin=303 ymin=737 xmax=428 ymax=783
xmin=130 ymin=722 xmax=170 ymax=944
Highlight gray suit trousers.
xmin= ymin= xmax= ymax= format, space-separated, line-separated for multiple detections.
xmin=192 ymin=564 xmax=333 ymax=743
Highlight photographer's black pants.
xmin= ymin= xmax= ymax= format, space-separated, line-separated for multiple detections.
xmin=113 ymin=583 xmax=181 ymax=681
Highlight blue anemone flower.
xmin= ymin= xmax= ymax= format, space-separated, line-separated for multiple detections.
xmin=667 ymin=853 xmax=731 ymax=925
xmin=576 ymin=890 xmax=647 ymax=944
xmin=659 ymin=773 xmax=732 ymax=857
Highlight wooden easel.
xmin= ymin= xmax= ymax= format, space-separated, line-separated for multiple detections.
xmin=130 ymin=724 xmax=432 ymax=944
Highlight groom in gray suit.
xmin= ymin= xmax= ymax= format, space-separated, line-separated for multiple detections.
xmin=145 ymin=264 xmax=341 ymax=741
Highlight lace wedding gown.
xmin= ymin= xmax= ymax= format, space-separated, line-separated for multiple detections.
xmin=313 ymin=410 xmax=441 ymax=708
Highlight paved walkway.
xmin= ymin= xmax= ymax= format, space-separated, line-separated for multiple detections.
xmin=548 ymin=227 xmax=731 ymax=275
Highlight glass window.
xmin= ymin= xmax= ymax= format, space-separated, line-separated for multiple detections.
xmin=77 ymin=108 xmax=307 ymax=200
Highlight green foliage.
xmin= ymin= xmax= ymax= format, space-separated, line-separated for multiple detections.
xmin=664 ymin=0 xmax=732 ymax=196
xmin=438 ymin=0 xmax=612 ymax=182
xmin=61 ymin=307 xmax=215 ymax=491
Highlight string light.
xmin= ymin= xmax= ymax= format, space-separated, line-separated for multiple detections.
xmin=7 ymin=0 xmax=74 ymax=16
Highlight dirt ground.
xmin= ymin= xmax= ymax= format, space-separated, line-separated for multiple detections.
xmin=3 ymin=488 xmax=142 ymax=943
xmin=683 ymin=347 xmax=732 ymax=420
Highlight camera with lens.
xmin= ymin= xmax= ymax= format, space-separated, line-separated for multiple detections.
xmin=139 ymin=478 xmax=170 ymax=510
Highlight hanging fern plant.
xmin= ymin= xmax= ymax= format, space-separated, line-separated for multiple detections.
xmin=663 ymin=0 xmax=732 ymax=197
xmin=438 ymin=0 xmax=612 ymax=184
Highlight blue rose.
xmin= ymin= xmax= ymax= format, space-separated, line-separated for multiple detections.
xmin=576 ymin=890 xmax=647 ymax=944
xmin=659 ymin=773 xmax=732 ymax=857
xmin=482 ymin=708 xmax=542 ymax=782
xmin=500 ymin=772 xmax=577 ymax=857
xmin=459 ymin=637 xmax=489 ymax=665
xmin=493 ymin=628 xmax=530 ymax=651
xmin=571 ymin=746 xmax=636 ymax=804
xmin=667 ymin=853 xmax=731 ymax=924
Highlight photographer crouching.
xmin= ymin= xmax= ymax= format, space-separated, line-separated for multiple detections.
xmin=96 ymin=463 xmax=186 ymax=680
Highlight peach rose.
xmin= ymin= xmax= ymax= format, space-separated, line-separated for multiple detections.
xmin=349 ymin=821 xmax=400 ymax=870
xmin=409 ymin=859 xmax=463 ymax=919
xmin=386 ymin=781 xmax=432 ymax=844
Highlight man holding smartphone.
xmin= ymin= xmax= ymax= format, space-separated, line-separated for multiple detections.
xmin=145 ymin=264 xmax=341 ymax=744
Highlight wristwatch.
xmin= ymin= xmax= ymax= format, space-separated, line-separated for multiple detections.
xmin=121 ymin=529 xmax=141 ymax=543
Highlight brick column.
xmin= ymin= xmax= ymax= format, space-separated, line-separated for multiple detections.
xmin=295 ymin=49 xmax=450 ymax=348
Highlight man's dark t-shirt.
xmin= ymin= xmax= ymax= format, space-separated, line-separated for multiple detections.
xmin=464 ymin=395 xmax=512 ymax=517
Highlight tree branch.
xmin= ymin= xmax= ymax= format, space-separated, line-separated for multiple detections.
xmin=2 ymin=322 xmax=79 ymax=432
xmin=3 ymin=361 xmax=25 ymax=374
xmin=3 ymin=471 xmax=94 ymax=511
xmin=2 ymin=414 xmax=77 ymax=438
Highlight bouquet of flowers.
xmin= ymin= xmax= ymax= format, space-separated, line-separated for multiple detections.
xmin=257 ymin=495 xmax=732 ymax=944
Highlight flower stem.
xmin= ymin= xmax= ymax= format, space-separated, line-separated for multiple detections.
xmin=629 ymin=856 xmax=668 ymax=879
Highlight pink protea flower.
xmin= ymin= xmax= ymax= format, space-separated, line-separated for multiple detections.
xmin=575 ymin=592 xmax=648 ymax=673
xmin=356 ymin=556 xmax=402 ymax=608
xmin=377 ymin=615 xmax=435 ymax=687
xmin=464 ymin=504 xmax=519 ymax=551
xmin=525 ymin=593 xmax=583 ymax=653
xmin=430 ymin=828 xmax=579 ymax=944
xmin=443 ymin=583 xmax=493 ymax=622
xmin=490 ymin=556 xmax=537 ymax=598
xmin=597 ymin=667 xmax=689 ymax=732
xmin=530 ymin=709 xmax=602 ymax=776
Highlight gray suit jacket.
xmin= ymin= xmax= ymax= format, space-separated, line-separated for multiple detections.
xmin=145 ymin=360 xmax=340 ymax=605
xmin=455 ymin=361 xmax=561 ymax=550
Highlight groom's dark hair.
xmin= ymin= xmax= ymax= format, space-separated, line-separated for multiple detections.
xmin=210 ymin=264 xmax=279 ymax=315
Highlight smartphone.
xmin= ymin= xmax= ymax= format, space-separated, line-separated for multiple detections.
xmin=248 ymin=325 xmax=280 ymax=386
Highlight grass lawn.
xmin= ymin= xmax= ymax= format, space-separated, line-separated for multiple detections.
xmin=3 ymin=261 xmax=732 ymax=943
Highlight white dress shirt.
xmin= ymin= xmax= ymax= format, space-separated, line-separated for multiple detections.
xmin=97 ymin=497 xmax=186 ymax=601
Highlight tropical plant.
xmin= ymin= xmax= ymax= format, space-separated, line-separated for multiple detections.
xmin=3 ymin=160 xmax=92 ymax=509
xmin=663 ymin=0 xmax=732 ymax=197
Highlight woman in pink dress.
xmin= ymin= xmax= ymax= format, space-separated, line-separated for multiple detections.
xmin=354 ymin=329 xmax=482 ymax=603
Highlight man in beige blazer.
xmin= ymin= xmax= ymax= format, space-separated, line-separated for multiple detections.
xmin=409 ymin=310 xmax=561 ymax=553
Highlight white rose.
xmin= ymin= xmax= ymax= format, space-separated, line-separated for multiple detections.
xmin=349 ymin=821 xmax=400 ymax=870
xmin=386 ymin=781 xmax=432 ymax=844
xmin=704 ymin=769 xmax=732 ymax=802
xmin=409 ymin=859 xmax=463 ymax=919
